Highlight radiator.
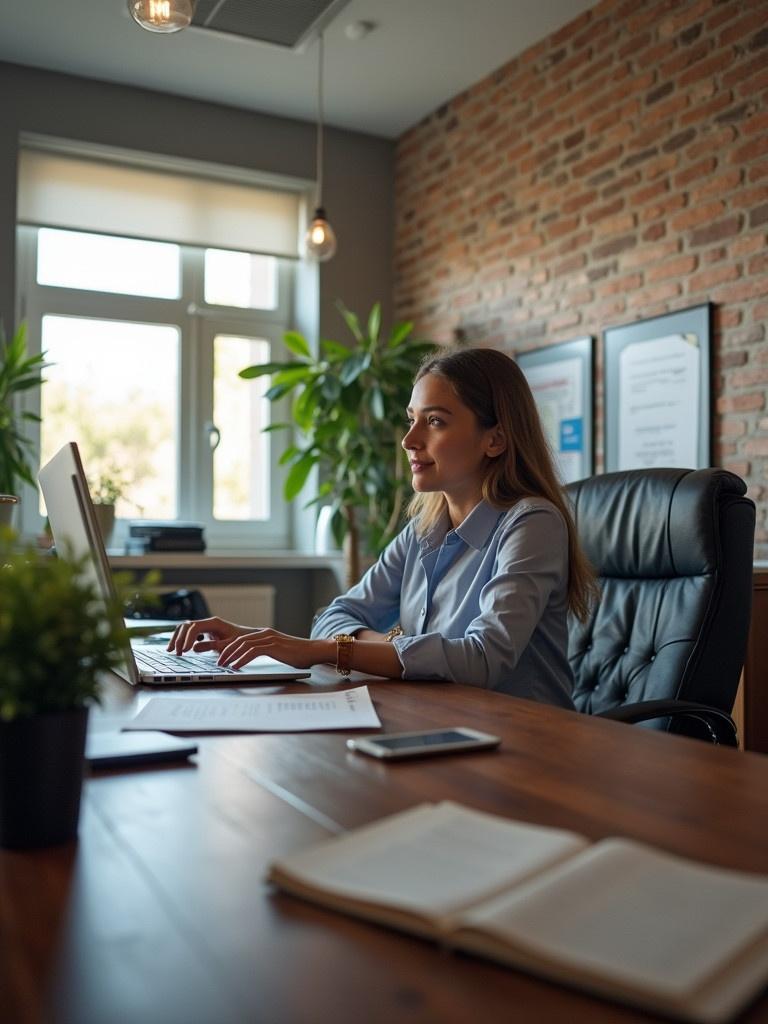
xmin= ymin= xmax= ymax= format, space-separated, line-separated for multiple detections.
xmin=181 ymin=584 xmax=275 ymax=628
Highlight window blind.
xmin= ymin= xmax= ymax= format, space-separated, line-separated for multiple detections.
xmin=17 ymin=149 xmax=302 ymax=258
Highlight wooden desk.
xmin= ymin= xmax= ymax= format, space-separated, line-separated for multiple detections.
xmin=3 ymin=675 xmax=768 ymax=1024
xmin=740 ymin=569 xmax=768 ymax=754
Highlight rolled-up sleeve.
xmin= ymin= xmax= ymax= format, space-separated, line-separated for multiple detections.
xmin=391 ymin=505 xmax=568 ymax=691
xmin=310 ymin=525 xmax=411 ymax=639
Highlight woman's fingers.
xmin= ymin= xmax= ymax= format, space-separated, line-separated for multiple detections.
xmin=167 ymin=617 xmax=218 ymax=654
xmin=217 ymin=631 xmax=269 ymax=668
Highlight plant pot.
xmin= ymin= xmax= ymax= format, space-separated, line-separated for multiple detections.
xmin=0 ymin=707 xmax=89 ymax=849
xmin=0 ymin=494 xmax=19 ymax=529
xmin=92 ymin=503 xmax=115 ymax=547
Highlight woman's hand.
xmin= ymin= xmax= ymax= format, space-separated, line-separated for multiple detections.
xmin=215 ymin=629 xmax=331 ymax=671
xmin=166 ymin=617 xmax=254 ymax=656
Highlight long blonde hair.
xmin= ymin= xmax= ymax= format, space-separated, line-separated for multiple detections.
xmin=407 ymin=347 xmax=596 ymax=621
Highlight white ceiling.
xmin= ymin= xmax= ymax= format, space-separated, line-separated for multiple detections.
xmin=1 ymin=0 xmax=595 ymax=139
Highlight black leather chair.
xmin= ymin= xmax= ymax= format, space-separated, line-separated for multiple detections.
xmin=566 ymin=468 xmax=755 ymax=745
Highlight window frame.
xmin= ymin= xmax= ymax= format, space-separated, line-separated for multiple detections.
xmin=15 ymin=224 xmax=297 ymax=550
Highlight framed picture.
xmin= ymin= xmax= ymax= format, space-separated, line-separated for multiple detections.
xmin=516 ymin=336 xmax=594 ymax=484
xmin=603 ymin=304 xmax=711 ymax=472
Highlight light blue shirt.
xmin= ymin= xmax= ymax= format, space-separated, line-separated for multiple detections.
xmin=311 ymin=498 xmax=574 ymax=709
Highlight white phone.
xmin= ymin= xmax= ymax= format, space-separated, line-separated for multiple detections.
xmin=346 ymin=726 xmax=500 ymax=760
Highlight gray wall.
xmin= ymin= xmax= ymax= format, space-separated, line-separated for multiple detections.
xmin=0 ymin=60 xmax=394 ymax=341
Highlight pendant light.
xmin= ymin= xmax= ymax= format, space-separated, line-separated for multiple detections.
xmin=128 ymin=0 xmax=195 ymax=33
xmin=304 ymin=33 xmax=337 ymax=262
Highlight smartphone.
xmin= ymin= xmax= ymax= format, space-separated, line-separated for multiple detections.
xmin=86 ymin=730 xmax=198 ymax=768
xmin=346 ymin=727 xmax=500 ymax=760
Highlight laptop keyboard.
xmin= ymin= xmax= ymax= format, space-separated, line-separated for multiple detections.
xmin=136 ymin=649 xmax=240 ymax=675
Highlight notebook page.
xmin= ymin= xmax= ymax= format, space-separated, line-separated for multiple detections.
xmin=456 ymin=837 xmax=768 ymax=1001
xmin=270 ymin=801 xmax=586 ymax=921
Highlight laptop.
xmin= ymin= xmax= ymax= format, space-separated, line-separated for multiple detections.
xmin=38 ymin=442 xmax=311 ymax=687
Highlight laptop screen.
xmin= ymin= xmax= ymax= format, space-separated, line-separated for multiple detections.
xmin=38 ymin=442 xmax=139 ymax=685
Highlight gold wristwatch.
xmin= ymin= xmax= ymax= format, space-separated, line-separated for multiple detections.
xmin=333 ymin=633 xmax=356 ymax=676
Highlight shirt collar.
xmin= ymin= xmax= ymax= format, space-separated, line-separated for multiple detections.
xmin=419 ymin=499 xmax=504 ymax=554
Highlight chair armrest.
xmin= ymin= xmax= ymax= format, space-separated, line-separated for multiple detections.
xmin=596 ymin=699 xmax=737 ymax=746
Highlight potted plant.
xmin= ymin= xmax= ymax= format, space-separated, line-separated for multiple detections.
xmin=0 ymin=322 xmax=48 ymax=527
xmin=240 ymin=302 xmax=434 ymax=586
xmin=88 ymin=468 xmax=127 ymax=547
xmin=0 ymin=529 xmax=128 ymax=848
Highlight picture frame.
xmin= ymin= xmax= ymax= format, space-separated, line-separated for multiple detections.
xmin=516 ymin=336 xmax=594 ymax=484
xmin=603 ymin=303 xmax=711 ymax=472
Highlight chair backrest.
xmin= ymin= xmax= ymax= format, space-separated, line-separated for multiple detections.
xmin=565 ymin=468 xmax=755 ymax=738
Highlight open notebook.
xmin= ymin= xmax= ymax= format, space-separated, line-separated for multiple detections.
xmin=268 ymin=801 xmax=768 ymax=1024
xmin=39 ymin=442 xmax=310 ymax=686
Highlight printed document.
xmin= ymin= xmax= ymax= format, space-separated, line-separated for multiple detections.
xmin=123 ymin=686 xmax=381 ymax=733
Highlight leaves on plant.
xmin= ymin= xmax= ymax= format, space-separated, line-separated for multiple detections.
xmin=282 ymin=331 xmax=312 ymax=360
xmin=238 ymin=361 xmax=293 ymax=379
xmin=284 ymin=452 xmax=317 ymax=501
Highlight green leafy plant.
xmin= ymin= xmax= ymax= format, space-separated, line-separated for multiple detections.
xmin=240 ymin=302 xmax=434 ymax=584
xmin=0 ymin=528 xmax=133 ymax=721
xmin=0 ymin=322 xmax=48 ymax=495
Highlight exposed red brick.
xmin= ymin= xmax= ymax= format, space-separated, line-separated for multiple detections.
xmin=594 ymin=212 xmax=636 ymax=237
xmin=722 ymin=460 xmax=752 ymax=477
xmin=690 ymin=169 xmax=743 ymax=201
xmin=731 ymin=136 xmax=768 ymax=165
xmin=671 ymin=198 xmax=724 ymax=229
xmin=688 ymin=264 xmax=739 ymax=292
xmin=627 ymin=282 xmax=682 ymax=308
xmin=675 ymin=156 xmax=720 ymax=189
xmin=718 ymin=8 xmax=768 ymax=46
xmin=646 ymin=255 xmax=697 ymax=283
xmin=717 ymin=307 xmax=742 ymax=330
xmin=394 ymin=0 xmax=768 ymax=554
xmin=621 ymin=240 xmax=680 ymax=269
xmin=642 ymin=222 xmax=667 ymax=242
xmin=562 ymin=189 xmax=598 ymax=214
xmin=686 ymin=125 xmax=736 ymax=159
xmin=716 ymin=394 xmax=765 ymax=413
xmin=719 ymin=351 xmax=749 ymax=370
xmin=689 ymin=215 xmax=743 ymax=247
xmin=742 ymin=109 xmax=768 ymax=137
xmin=596 ymin=272 xmax=643 ymax=297
xmin=639 ymin=194 xmax=686 ymax=223
xmin=712 ymin=278 xmax=768 ymax=304
xmin=748 ymin=251 xmax=768 ymax=276
xmin=719 ymin=418 xmax=747 ymax=438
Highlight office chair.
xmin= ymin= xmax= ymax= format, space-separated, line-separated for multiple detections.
xmin=565 ymin=468 xmax=755 ymax=745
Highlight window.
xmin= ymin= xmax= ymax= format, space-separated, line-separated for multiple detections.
xmin=17 ymin=225 xmax=296 ymax=548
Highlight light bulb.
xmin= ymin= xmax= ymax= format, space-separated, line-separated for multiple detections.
xmin=128 ymin=0 xmax=195 ymax=33
xmin=304 ymin=207 xmax=337 ymax=262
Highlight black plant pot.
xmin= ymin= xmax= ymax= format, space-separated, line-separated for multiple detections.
xmin=0 ymin=707 xmax=88 ymax=849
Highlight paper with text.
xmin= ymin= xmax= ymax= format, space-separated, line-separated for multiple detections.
xmin=123 ymin=686 xmax=381 ymax=733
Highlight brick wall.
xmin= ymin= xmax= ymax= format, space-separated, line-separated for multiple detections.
xmin=393 ymin=0 xmax=768 ymax=556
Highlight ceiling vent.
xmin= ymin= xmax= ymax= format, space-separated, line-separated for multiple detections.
xmin=191 ymin=0 xmax=353 ymax=51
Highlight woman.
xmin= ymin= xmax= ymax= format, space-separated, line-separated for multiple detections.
xmin=168 ymin=347 xmax=595 ymax=708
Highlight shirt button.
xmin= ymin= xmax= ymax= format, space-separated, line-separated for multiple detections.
xmin=420 ymin=607 xmax=426 ymax=616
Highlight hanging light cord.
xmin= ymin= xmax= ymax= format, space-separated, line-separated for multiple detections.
xmin=315 ymin=33 xmax=324 ymax=208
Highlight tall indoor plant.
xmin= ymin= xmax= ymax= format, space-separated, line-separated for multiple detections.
xmin=0 ymin=530 xmax=129 ymax=848
xmin=240 ymin=303 xmax=434 ymax=586
xmin=0 ymin=322 xmax=48 ymax=525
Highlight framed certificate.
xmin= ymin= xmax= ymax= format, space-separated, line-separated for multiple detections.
xmin=604 ymin=304 xmax=711 ymax=472
xmin=516 ymin=336 xmax=594 ymax=484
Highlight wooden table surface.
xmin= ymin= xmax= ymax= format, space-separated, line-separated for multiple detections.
xmin=3 ymin=671 xmax=768 ymax=1024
